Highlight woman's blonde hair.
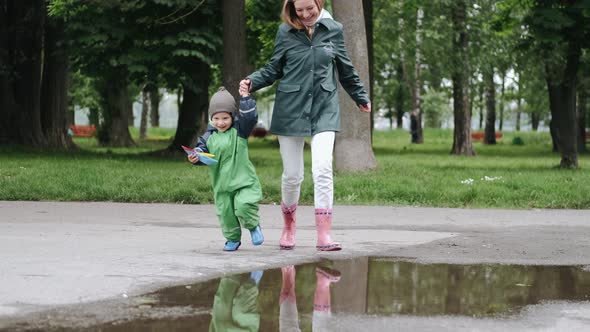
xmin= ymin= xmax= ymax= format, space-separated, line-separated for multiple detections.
xmin=281 ymin=0 xmax=325 ymax=30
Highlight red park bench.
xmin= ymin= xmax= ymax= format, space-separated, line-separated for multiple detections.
xmin=69 ymin=125 xmax=97 ymax=137
xmin=471 ymin=132 xmax=502 ymax=141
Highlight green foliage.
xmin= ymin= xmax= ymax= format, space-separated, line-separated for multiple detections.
xmin=422 ymin=90 xmax=451 ymax=128
xmin=50 ymin=0 xmax=221 ymax=87
xmin=1 ymin=129 xmax=589 ymax=208
xmin=512 ymin=136 xmax=525 ymax=145
xmin=68 ymin=71 xmax=101 ymax=122
xmin=245 ymin=0 xmax=282 ymax=70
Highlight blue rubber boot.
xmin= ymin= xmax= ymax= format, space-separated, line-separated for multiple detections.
xmin=250 ymin=270 xmax=264 ymax=285
xmin=249 ymin=225 xmax=264 ymax=246
xmin=223 ymin=241 xmax=241 ymax=251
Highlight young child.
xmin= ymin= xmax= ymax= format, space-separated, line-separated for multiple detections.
xmin=188 ymin=86 xmax=264 ymax=251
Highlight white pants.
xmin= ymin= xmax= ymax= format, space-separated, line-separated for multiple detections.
xmin=278 ymin=132 xmax=335 ymax=209
xmin=279 ymin=300 xmax=301 ymax=332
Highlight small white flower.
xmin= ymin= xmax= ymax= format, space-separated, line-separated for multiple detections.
xmin=481 ymin=176 xmax=503 ymax=181
xmin=461 ymin=178 xmax=474 ymax=185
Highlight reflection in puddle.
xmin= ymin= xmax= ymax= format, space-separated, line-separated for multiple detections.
xmin=9 ymin=259 xmax=590 ymax=331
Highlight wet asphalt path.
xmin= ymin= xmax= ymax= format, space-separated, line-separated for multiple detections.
xmin=1 ymin=201 xmax=589 ymax=330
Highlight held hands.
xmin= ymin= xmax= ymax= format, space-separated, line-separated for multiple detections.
xmin=239 ymin=84 xmax=250 ymax=97
xmin=359 ymin=103 xmax=371 ymax=113
xmin=239 ymin=78 xmax=251 ymax=97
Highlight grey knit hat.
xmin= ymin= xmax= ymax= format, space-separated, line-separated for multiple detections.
xmin=208 ymin=87 xmax=237 ymax=120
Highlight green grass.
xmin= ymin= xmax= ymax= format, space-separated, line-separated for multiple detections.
xmin=0 ymin=128 xmax=588 ymax=208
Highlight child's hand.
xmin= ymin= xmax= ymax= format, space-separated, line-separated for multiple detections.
xmin=187 ymin=154 xmax=199 ymax=164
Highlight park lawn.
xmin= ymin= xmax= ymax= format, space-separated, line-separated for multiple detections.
xmin=0 ymin=128 xmax=588 ymax=209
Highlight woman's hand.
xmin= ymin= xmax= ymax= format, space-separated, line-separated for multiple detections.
xmin=359 ymin=103 xmax=371 ymax=113
xmin=187 ymin=154 xmax=199 ymax=164
xmin=239 ymin=84 xmax=250 ymax=97
xmin=239 ymin=79 xmax=251 ymax=94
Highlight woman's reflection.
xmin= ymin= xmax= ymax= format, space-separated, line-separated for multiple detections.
xmin=279 ymin=265 xmax=341 ymax=332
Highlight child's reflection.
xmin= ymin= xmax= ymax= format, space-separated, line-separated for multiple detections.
xmin=209 ymin=271 xmax=263 ymax=332
xmin=279 ymin=265 xmax=341 ymax=332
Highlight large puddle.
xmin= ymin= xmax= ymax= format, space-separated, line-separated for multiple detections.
xmin=6 ymin=258 xmax=590 ymax=331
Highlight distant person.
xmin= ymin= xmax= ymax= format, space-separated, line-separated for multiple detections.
xmin=188 ymin=86 xmax=264 ymax=251
xmin=240 ymin=0 xmax=371 ymax=251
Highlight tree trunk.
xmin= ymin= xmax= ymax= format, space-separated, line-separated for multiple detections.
xmin=483 ymin=66 xmax=497 ymax=145
xmin=169 ymin=60 xmax=210 ymax=152
xmin=545 ymin=36 xmax=581 ymax=168
xmin=139 ymin=85 xmax=150 ymax=140
xmin=41 ymin=14 xmax=75 ymax=149
xmin=410 ymin=7 xmax=423 ymax=144
xmin=363 ymin=0 xmax=374 ymax=139
xmin=546 ymin=77 xmax=578 ymax=167
xmin=88 ymin=107 xmax=99 ymax=126
xmin=478 ymin=82 xmax=484 ymax=129
xmin=515 ymin=70 xmax=522 ymax=131
xmin=0 ymin=0 xmax=46 ymax=146
xmin=395 ymin=62 xmax=405 ymax=129
xmin=450 ymin=0 xmax=475 ymax=156
xmin=0 ymin=2 xmax=17 ymax=143
xmin=516 ymin=97 xmax=522 ymax=131
xmin=577 ymin=87 xmax=587 ymax=153
xmin=176 ymin=85 xmax=183 ymax=112
xmin=222 ymin=0 xmax=248 ymax=102
xmin=498 ymin=72 xmax=505 ymax=131
xmin=531 ymin=111 xmax=540 ymax=131
xmin=149 ymin=84 xmax=160 ymax=128
xmin=97 ymin=69 xmax=135 ymax=147
xmin=332 ymin=0 xmax=376 ymax=172
xmin=549 ymin=118 xmax=560 ymax=152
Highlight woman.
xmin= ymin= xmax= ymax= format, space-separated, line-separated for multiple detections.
xmin=240 ymin=0 xmax=371 ymax=251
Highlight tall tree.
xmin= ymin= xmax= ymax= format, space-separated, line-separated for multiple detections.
xmin=41 ymin=11 xmax=74 ymax=148
xmin=578 ymin=51 xmax=589 ymax=153
xmin=524 ymin=0 xmax=590 ymax=168
xmin=139 ymin=85 xmax=150 ymax=140
xmin=483 ymin=66 xmax=497 ymax=144
xmin=450 ymin=0 xmax=475 ymax=156
xmin=0 ymin=0 xmax=46 ymax=146
xmin=332 ymin=0 xmax=377 ymax=171
xmin=409 ymin=6 xmax=424 ymax=143
xmin=95 ymin=68 xmax=135 ymax=147
xmin=148 ymin=84 xmax=160 ymax=128
xmin=50 ymin=0 xmax=221 ymax=150
xmin=373 ymin=0 xmax=408 ymax=130
xmin=363 ymin=0 xmax=375 ymax=135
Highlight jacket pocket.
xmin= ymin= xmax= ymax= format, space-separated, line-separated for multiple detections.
xmin=277 ymin=83 xmax=301 ymax=93
xmin=320 ymin=82 xmax=336 ymax=92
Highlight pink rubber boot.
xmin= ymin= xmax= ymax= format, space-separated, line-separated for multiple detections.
xmin=279 ymin=203 xmax=297 ymax=250
xmin=280 ymin=265 xmax=297 ymax=304
xmin=315 ymin=209 xmax=342 ymax=251
xmin=313 ymin=266 xmax=341 ymax=312
xmin=280 ymin=265 xmax=300 ymax=331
